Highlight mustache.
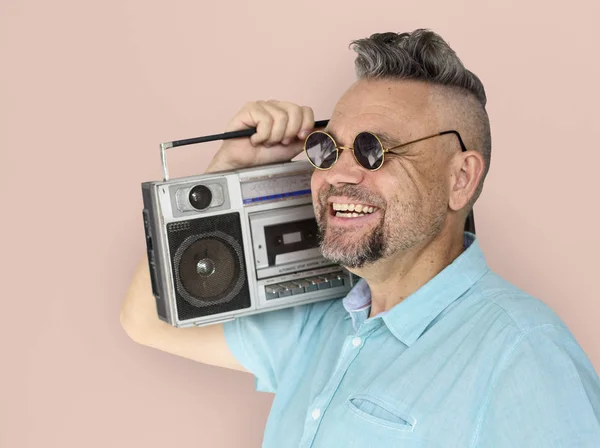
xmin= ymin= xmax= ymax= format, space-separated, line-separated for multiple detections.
xmin=317 ymin=184 xmax=385 ymax=208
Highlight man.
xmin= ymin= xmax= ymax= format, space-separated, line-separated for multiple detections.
xmin=121 ymin=30 xmax=600 ymax=446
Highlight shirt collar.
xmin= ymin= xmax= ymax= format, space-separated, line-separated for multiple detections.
xmin=342 ymin=232 xmax=489 ymax=346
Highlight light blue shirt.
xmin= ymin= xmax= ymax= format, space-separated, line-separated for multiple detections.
xmin=223 ymin=234 xmax=600 ymax=447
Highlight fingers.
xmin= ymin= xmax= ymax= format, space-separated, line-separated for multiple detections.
xmin=298 ymin=106 xmax=315 ymax=140
xmin=248 ymin=102 xmax=278 ymax=147
xmin=267 ymin=102 xmax=314 ymax=145
xmin=258 ymin=101 xmax=290 ymax=146
xmin=228 ymin=100 xmax=315 ymax=147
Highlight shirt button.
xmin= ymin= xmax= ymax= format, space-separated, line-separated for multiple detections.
xmin=352 ymin=337 xmax=362 ymax=347
xmin=312 ymin=408 xmax=321 ymax=420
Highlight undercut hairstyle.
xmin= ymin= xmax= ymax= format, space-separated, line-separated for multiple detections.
xmin=350 ymin=29 xmax=491 ymax=208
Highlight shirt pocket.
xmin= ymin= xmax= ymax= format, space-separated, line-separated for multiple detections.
xmin=346 ymin=393 xmax=417 ymax=432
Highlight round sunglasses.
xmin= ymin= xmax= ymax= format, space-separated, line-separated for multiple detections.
xmin=303 ymin=129 xmax=467 ymax=171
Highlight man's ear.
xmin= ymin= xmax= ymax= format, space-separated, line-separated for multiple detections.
xmin=448 ymin=150 xmax=485 ymax=211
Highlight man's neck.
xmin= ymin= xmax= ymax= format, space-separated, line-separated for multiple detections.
xmin=352 ymin=230 xmax=466 ymax=318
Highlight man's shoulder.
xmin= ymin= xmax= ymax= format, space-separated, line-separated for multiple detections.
xmin=471 ymin=270 xmax=568 ymax=334
xmin=302 ymin=296 xmax=349 ymax=329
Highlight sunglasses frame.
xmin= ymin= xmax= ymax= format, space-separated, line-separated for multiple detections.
xmin=304 ymin=129 xmax=467 ymax=171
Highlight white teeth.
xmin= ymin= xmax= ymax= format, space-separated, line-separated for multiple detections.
xmin=331 ymin=203 xmax=378 ymax=215
xmin=334 ymin=211 xmax=369 ymax=218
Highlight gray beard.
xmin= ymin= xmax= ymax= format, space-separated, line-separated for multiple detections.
xmin=317 ymin=207 xmax=387 ymax=269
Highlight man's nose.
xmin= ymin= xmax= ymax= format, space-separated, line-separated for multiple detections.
xmin=324 ymin=147 xmax=366 ymax=187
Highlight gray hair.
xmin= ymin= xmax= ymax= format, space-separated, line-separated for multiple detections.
xmin=350 ymin=29 xmax=491 ymax=208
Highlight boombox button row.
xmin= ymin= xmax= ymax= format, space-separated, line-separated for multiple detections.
xmin=265 ymin=272 xmax=346 ymax=300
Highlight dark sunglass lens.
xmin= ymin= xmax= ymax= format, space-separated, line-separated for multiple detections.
xmin=305 ymin=132 xmax=337 ymax=169
xmin=354 ymin=132 xmax=383 ymax=170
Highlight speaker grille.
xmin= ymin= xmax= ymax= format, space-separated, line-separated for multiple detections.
xmin=167 ymin=212 xmax=251 ymax=321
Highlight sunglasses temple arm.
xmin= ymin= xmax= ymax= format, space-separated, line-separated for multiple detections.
xmin=166 ymin=119 xmax=330 ymax=148
xmin=465 ymin=209 xmax=476 ymax=234
xmin=439 ymin=130 xmax=467 ymax=152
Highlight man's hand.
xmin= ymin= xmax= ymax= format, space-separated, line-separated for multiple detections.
xmin=206 ymin=100 xmax=316 ymax=173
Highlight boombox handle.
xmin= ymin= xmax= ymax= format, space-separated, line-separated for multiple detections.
xmin=159 ymin=119 xmax=331 ymax=181
xmin=159 ymin=141 xmax=174 ymax=181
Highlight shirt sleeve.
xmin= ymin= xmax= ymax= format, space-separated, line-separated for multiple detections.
xmin=473 ymin=324 xmax=600 ymax=447
xmin=222 ymin=299 xmax=338 ymax=393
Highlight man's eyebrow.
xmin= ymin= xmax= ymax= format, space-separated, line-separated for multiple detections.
xmin=323 ymin=128 xmax=338 ymax=139
xmin=374 ymin=131 xmax=402 ymax=148
xmin=322 ymin=129 xmax=402 ymax=147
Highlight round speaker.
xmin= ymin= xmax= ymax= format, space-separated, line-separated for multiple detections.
xmin=173 ymin=231 xmax=246 ymax=307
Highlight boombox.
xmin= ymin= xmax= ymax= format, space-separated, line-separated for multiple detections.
xmin=141 ymin=157 xmax=356 ymax=328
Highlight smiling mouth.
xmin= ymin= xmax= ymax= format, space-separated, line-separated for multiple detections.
xmin=330 ymin=202 xmax=379 ymax=218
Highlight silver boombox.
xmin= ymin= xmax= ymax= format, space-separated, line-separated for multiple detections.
xmin=141 ymin=140 xmax=356 ymax=328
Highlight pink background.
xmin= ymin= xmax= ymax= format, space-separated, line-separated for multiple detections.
xmin=2 ymin=0 xmax=599 ymax=446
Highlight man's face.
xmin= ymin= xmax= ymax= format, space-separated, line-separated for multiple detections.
xmin=311 ymin=79 xmax=452 ymax=269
